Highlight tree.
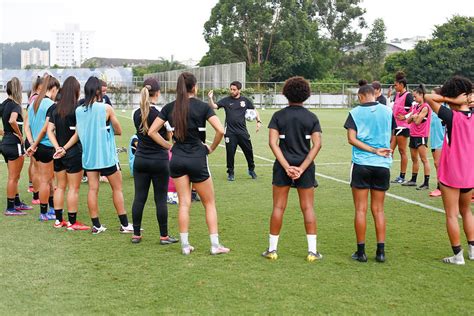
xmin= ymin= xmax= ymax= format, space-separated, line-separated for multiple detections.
xmin=363 ymin=18 xmax=386 ymax=79
xmin=132 ymin=58 xmax=186 ymax=77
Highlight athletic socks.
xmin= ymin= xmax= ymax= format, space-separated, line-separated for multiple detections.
xmin=436 ymin=183 xmax=440 ymax=190
xmin=33 ymin=191 xmax=39 ymax=200
xmin=40 ymin=203 xmax=48 ymax=214
xmin=410 ymin=173 xmax=418 ymax=183
xmin=210 ymin=233 xmax=219 ymax=248
xmin=118 ymin=214 xmax=129 ymax=227
xmin=400 ymin=172 xmax=406 ymax=179
xmin=423 ymin=176 xmax=430 ymax=186
xmin=180 ymin=232 xmax=189 ymax=247
xmin=377 ymin=242 xmax=385 ymax=254
xmin=7 ymin=198 xmax=15 ymax=209
xmin=468 ymin=241 xmax=474 ymax=246
xmin=68 ymin=212 xmax=77 ymax=225
xmin=91 ymin=217 xmax=101 ymax=228
xmin=14 ymin=194 xmax=21 ymax=205
xmin=452 ymin=245 xmax=462 ymax=255
xmin=357 ymin=243 xmax=365 ymax=255
xmin=307 ymin=234 xmax=317 ymax=254
xmin=55 ymin=209 xmax=63 ymax=222
xmin=48 ymin=196 xmax=54 ymax=208
xmin=269 ymin=234 xmax=279 ymax=252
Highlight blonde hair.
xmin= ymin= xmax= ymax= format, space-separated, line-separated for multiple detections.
xmin=7 ymin=77 xmax=23 ymax=105
xmin=139 ymin=85 xmax=152 ymax=134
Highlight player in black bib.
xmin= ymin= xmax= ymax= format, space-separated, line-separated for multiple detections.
xmin=148 ymin=72 xmax=230 ymax=255
xmin=208 ymin=81 xmax=261 ymax=181
xmin=262 ymin=77 xmax=323 ymax=262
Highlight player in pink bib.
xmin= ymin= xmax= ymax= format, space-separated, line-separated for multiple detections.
xmin=425 ymin=76 xmax=474 ymax=265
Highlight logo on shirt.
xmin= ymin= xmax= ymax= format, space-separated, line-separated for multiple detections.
xmin=240 ymin=101 xmax=246 ymax=108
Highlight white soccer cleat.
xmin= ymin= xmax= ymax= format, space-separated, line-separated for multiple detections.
xmin=119 ymin=224 xmax=134 ymax=234
xmin=442 ymin=250 xmax=465 ymax=265
xmin=182 ymin=245 xmax=195 ymax=255
xmin=210 ymin=244 xmax=230 ymax=255
xmin=468 ymin=244 xmax=474 ymax=260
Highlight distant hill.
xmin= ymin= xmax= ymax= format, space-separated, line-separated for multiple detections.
xmin=82 ymin=57 xmax=165 ymax=68
xmin=1 ymin=41 xmax=50 ymax=69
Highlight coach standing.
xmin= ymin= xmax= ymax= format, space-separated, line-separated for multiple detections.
xmin=208 ymin=81 xmax=261 ymax=181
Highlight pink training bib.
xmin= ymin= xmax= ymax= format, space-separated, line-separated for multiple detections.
xmin=393 ymin=92 xmax=411 ymax=129
xmin=410 ymin=102 xmax=431 ymax=137
xmin=438 ymin=111 xmax=474 ymax=188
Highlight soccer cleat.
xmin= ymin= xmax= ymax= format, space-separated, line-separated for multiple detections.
xmin=47 ymin=208 xmax=56 ymax=218
xmin=119 ymin=224 xmax=134 ymax=234
xmin=182 ymin=245 xmax=195 ymax=255
xmin=306 ymin=251 xmax=323 ymax=262
xmin=191 ymin=191 xmax=200 ymax=202
xmin=15 ymin=202 xmax=33 ymax=211
xmin=28 ymin=185 xmax=34 ymax=193
xmin=401 ymin=180 xmax=417 ymax=187
xmin=429 ymin=189 xmax=442 ymax=197
xmin=262 ymin=249 xmax=278 ymax=260
xmin=53 ymin=220 xmax=68 ymax=228
xmin=227 ymin=174 xmax=235 ymax=181
xmin=81 ymin=176 xmax=88 ymax=183
xmin=468 ymin=245 xmax=474 ymax=260
xmin=31 ymin=199 xmax=40 ymax=205
xmin=375 ymin=252 xmax=386 ymax=263
xmin=416 ymin=184 xmax=429 ymax=191
xmin=443 ymin=250 xmax=465 ymax=265
xmin=92 ymin=225 xmax=107 ymax=235
xmin=4 ymin=208 xmax=27 ymax=216
xmin=248 ymin=170 xmax=258 ymax=179
xmin=211 ymin=244 xmax=230 ymax=255
xmin=167 ymin=192 xmax=178 ymax=204
xmin=160 ymin=235 xmax=179 ymax=245
xmin=131 ymin=235 xmax=142 ymax=244
xmin=390 ymin=176 xmax=405 ymax=184
xmin=39 ymin=213 xmax=55 ymax=221
xmin=351 ymin=252 xmax=368 ymax=262
xmin=67 ymin=221 xmax=90 ymax=231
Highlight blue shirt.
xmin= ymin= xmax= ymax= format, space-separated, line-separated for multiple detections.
xmin=28 ymin=97 xmax=54 ymax=147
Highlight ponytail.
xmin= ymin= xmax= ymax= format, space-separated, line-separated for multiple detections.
xmin=414 ymin=84 xmax=426 ymax=98
xmin=172 ymin=72 xmax=196 ymax=142
xmin=6 ymin=77 xmax=22 ymax=105
xmin=33 ymin=75 xmax=60 ymax=113
xmin=139 ymin=86 xmax=151 ymax=134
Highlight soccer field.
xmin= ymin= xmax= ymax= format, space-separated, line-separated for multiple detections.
xmin=1 ymin=108 xmax=473 ymax=314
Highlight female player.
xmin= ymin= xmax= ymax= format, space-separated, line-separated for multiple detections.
xmin=389 ymin=71 xmax=413 ymax=184
xmin=262 ymin=76 xmax=323 ymax=262
xmin=404 ymin=85 xmax=431 ymax=190
xmin=130 ymin=78 xmax=177 ymax=244
xmin=2 ymin=77 xmax=32 ymax=215
xmin=47 ymin=76 xmax=89 ymax=230
xmin=27 ymin=76 xmax=43 ymax=201
xmin=425 ymin=76 xmax=474 ymax=265
xmin=25 ymin=75 xmax=60 ymax=221
xmin=75 ymin=76 xmax=132 ymax=234
xmin=428 ymin=87 xmax=445 ymax=197
xmin=148 ymin=72 xmax=229 ymax=255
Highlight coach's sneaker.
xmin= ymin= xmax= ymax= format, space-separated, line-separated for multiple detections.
xmin=119 ymin=224 xmax=134 ymax=234
xmin=211 ymin=244 xmax=230 ymax=255
xmin=248 ymin=170 xmax=258 ymax=179
xmin=53 ymin=220 xmax=68 ymax=228
xmin=4 ymin=208 xmax=27 ymax=216
xmin=443 ymin=250 xmax=465 ymax=265
xmin=468 ymin=244 xmax=474 ymax=260
xmin=92 ymin=225 xmax=107 ymax=235
xmin=182 ymin=245 xmax=195 ymax=255
xmin=416 ymin=184 xmax=429 ymax=191
xmin=261 ymin=249 xmax=278 ymax=260
xmin=401 ymin=180 xmax=417 ymax=187
xmin=351 ymin=252 xmax=368 ymax=262
xmin=227 ymin=174 xmax=235 ymax=181
xmin=306 ymin=251 xmax=323 ymax=262
xmin=375 ymin=252 xmax=386 ymax=263
xmin=39 ymin=213 xmax=55 ymax=221
xmin=131 ymin=235 xmax=142 ymax=244
xmin=67 ymin=221 xmax=90 ymax=231
xmin=429 ymin=189 xmax=442 ymax=197
xmin=391 ymin=176 xmax=405 ymax=184
xmin=15 ymin=202 xmax=33 ymax=211
xmin=160 ymin=235 xmax=179 ymax=245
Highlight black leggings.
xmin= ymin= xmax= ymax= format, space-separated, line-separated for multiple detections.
xmin=132 ymin=156 xmax=169 ymax=236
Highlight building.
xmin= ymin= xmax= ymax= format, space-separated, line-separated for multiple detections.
xmin=389 ymin=36 xmax=427 ymax=51
xmin=51 ymin=24 xmax=94 ymax=67
xmin=20 ymin=48 xmax=50 ymax=69
xmin=347 ymin=43 xmax=405 ymax=58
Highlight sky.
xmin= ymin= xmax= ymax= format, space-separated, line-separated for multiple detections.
xmin=1 ymin=0 xmax=473 ymax=63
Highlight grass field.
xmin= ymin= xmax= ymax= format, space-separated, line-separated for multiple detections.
xmin=1 ymin=108 xmax=473 ymax=314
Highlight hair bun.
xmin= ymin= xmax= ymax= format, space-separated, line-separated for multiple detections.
xmin=395 ymin=71 xmax=406 ymax=81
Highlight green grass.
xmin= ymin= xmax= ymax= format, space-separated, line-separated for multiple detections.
xmin=1 ymin=108 xmax=473 ymax=314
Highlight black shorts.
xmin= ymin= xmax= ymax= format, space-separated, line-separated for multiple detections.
xmin=409 ymin=136 xmax=428 ymax=149
xmin=85 ymin=163 xmax=121 ymax=177
xmin=393 ymin=128 xmax=410 ymax=137
xmin=54 ymin=154 xmax=82 ymax=173
xmin=440 ymin=182 xmax=473 ymax=194
xmin=272 ymin=161 xmax=317 ymax=189
xmin=1 ymin=143 xmax=24 ymax=163
xmin=33 ymin=144 xmax=55 ymax=163
xmin=170 ymin=154 xmax=210 ymax=183
xmin=134 ymin=155 xmax=169 ymax=175
xmin=350 ymin=163 xmax=390 ymax=191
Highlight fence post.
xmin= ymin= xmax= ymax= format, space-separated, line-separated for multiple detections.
xmin=342 ymin=83 xmax=345 ymax=108
xmin=274 ymin=82 xmax=276 ymax=108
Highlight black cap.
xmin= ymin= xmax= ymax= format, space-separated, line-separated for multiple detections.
xmin=143 ymin=78 xmax=161 ymax=92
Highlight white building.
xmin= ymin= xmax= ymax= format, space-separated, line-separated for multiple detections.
xmin=21 ymin=48 xmax=50 ymax=69
xmin=51 ymin=24 xmax=94 ymax=67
